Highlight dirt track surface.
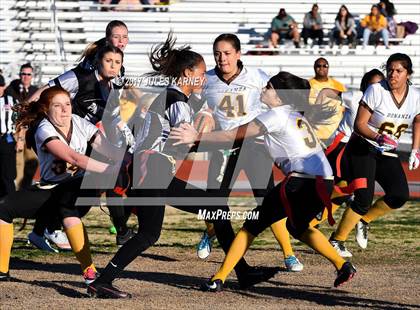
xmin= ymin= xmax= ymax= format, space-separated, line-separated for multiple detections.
xmin=1 ymin=204 xmax=419 ymax=309
xmin=1 ymin=248 xmax=419 ymax=309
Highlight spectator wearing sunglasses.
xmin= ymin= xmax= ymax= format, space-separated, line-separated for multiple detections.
xmin=5 ymin=64 xmax=38 ymax=103
xmin=4 ymin=63 xmax=39 ymax=192
xmin=309 ymin=58 xmax=346 ymax=142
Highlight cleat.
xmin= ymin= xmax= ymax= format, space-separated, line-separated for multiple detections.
xmin=334 ymin=262 xmax=356 ymax=287
xmin=44 ymin=229 xmax=71 ymax=250
xmin=0 ymin=271 xmax=11 ymax=281
xmin=200 ymin=278 xmax=223 ymax=292
xmin=197 ymin=230 xmax=216 ymax=260
xmin=87 ymin=281 xmax=132 ymax=299
xmin=83 ymin=267 xmax=99 ymax=285
xmin=28 ymin=231 xmax=58 ymax=253
xmin=329 ymin=236 xmax=352 ymax=258
xmin=237 ymin=266 xmax=280 ymax=289
xmin=355 ymin=221 xmax=369 ymax=249
xmin=116 ymin=228 xmax=135 ymax=247
xmin=284 ymin=255 xmax=304 ymax=272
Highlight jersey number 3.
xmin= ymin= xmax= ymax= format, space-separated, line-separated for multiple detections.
xmin=219 ymin=94 xmax=247 ymax=118
xmin=297 ymin=118 xmax=317 ymax=148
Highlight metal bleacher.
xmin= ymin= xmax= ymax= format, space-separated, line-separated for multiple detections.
xmin=0 ymin=0 xmax=419 ymax=87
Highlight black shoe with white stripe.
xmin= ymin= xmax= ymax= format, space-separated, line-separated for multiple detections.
xmin=200 ymin=279 xmax=223 ymax=292
xmin=0 ymin=271 xmax=11 ymax=281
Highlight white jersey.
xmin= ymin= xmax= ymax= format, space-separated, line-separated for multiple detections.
xmin=362 ymin=80 xmax=420 ymax=150
xmin=0 ymin=95 xmax=16 ymax=135
xmin=203 ymin=66 xmax=269 ymax=130
xmin=334 ymin=90 xmax=363 ymax=143
xmin=256 ymin=105 xmax=332 ymax=177
xmin=35 ymin=114 xmax=98 ymax=184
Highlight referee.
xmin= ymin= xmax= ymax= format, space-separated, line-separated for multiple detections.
xmin=0 ymin=74 xmax=17 ymax=197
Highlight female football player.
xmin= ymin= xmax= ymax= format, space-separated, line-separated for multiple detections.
xmin=28 ymin=45 xmax=135 ymax=247
xmin=329 ymin=53 xmax=419 ymax=256
xmin=87 ymin=33 xmax=279 ymax=299
xmin=0 ymin=87 xmax=125 ymax=283
xmin=196 ymin=33 xmax=302 ymax=272
xmin=310 ymin=69 xmax=385 ymax=255
xmin=171 ymin=72 xmax=357 ymax=291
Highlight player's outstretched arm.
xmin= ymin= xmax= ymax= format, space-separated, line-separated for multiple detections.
xmin=45 ymin=138 xmax=116 ymax=174
xmin=171 ymin=120 xmax=264 ymax=147
xmin=315 ymin=88 xmax=341 ymax=105
xmin=90 ymin=131 xmax=127 ymax=162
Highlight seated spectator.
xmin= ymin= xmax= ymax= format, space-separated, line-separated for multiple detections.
xmin=378 ymin=0 xmax=397 ymax=38
xmin=331 ymin=5 xmax=356 ymax=47
xmin=269 ymin=8 xmax=300 ymax=48
xmin=361 ymin=5 xmax=389 ymax=48
xmin=302 ymin=4 xmax=324 ymax=46
xmin=141 ymin=0 xmax=158 ymax=12
xmin=98 ymin=0 xmax=119 ymax=11
xmin=115 ymin=0 xmax=143 ymax=11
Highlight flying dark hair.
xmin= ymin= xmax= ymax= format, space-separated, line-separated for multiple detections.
xmin=268 ymin=71 xmax=335 ymax=128
xmin=213 ymin=33 xmax=241 ymax=52
xmin=360 ymin=69 xmax=385 ymax=93
xmin=148 ymin=32 xmax=204 ymax=79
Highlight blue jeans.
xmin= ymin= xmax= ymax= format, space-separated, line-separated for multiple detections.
xmin=363 ymin=28 xmax=389 ymax=47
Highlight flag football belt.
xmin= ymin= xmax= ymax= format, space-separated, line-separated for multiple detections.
xmin=325 ymin=131 xmax=345 ymax=156
xmin=280 ymin=172 xmax=335 ymax=229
